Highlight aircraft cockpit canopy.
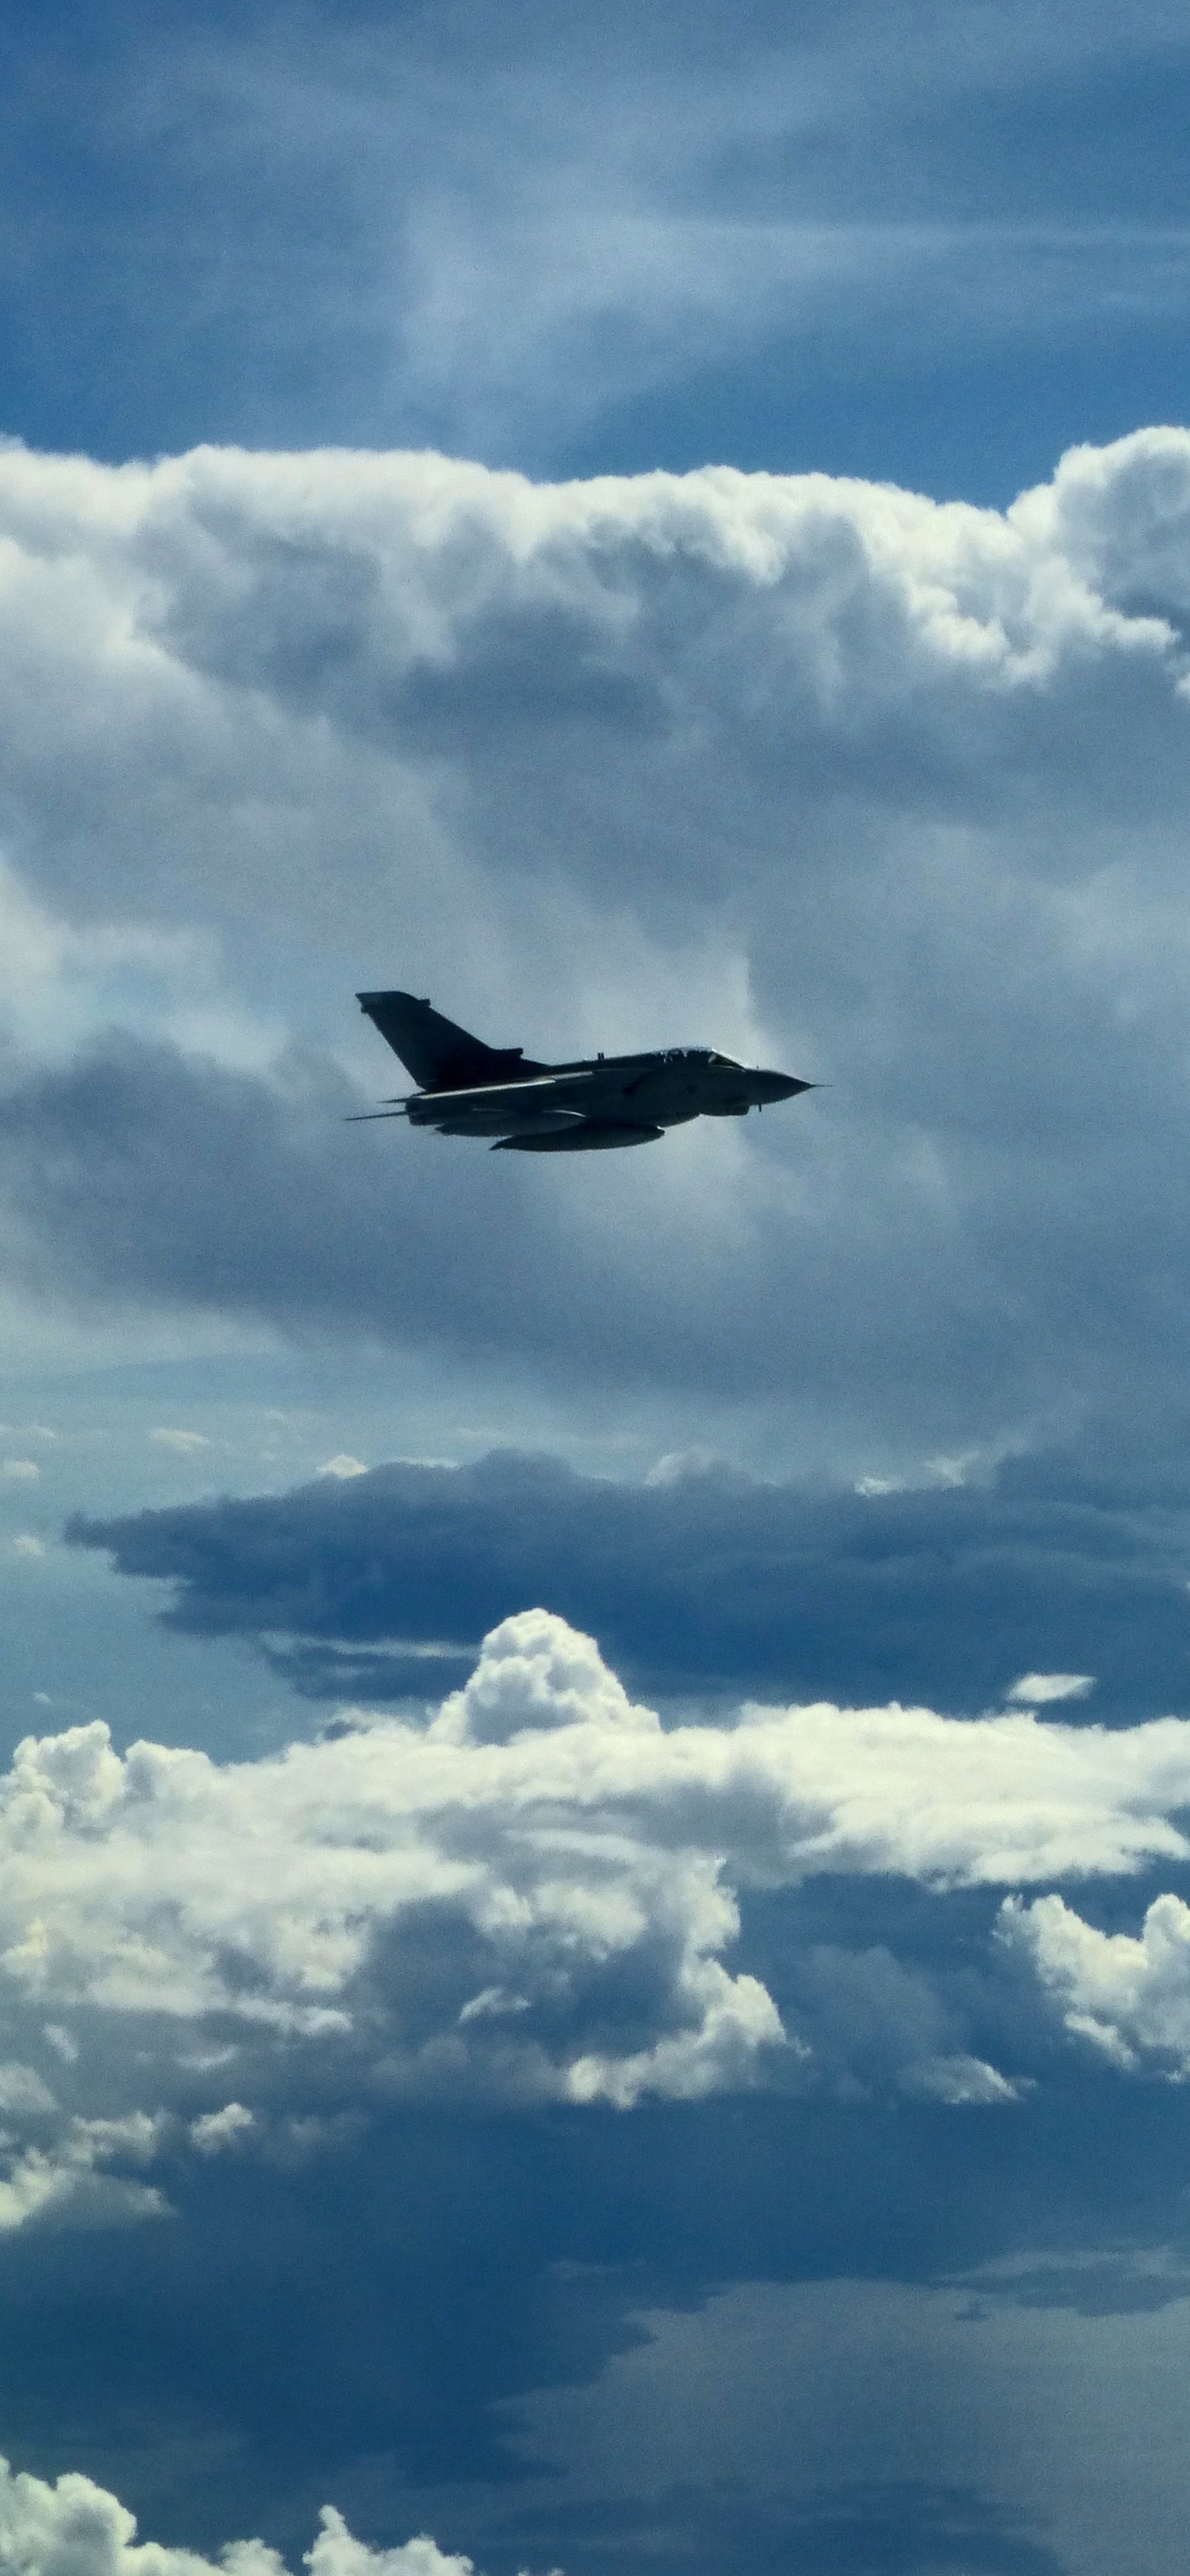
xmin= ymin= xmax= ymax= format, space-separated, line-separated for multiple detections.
xmin=662 ymin=1046 xmax=744 ymax=1067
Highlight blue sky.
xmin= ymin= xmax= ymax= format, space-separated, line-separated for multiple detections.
xmin=2 ymin=6 xmax=1190 ymax=2575
xmin=6 ymin=0 xmax=1190 ymax=495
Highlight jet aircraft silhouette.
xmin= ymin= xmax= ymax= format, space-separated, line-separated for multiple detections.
xmin=353 ymin=990 xmax=812 ymax=1151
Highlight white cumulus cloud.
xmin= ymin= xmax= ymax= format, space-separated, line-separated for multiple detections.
xmin=1002 ymin=1891 xmax=1190 ymax=2074
xmin=0 ymin=1609 xmax=1184 ymax=2219
xmin=0 ymin=2462 xmax=497 ymax=2576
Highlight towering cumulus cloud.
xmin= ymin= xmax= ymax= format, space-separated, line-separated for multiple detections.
xmin=0 ymin=1612 xmax=1188 ymax=2226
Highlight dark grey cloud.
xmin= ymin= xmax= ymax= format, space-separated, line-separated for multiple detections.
xmin=68 ymin=1446 xmax=1190 ymax=1722
xmin=0 ymin=1032 xmax=815 ymax=1407
xmin=0 ymin=1024 xmax=1094 ymax=1443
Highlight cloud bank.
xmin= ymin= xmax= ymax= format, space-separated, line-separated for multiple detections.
xmin=68 ymin=1447 xmax=1190 ymax=1722
xmin=0 ymin=1609 xmax=1188 ymax=2224
xmin=0 ymin=429 xmax=1190 ymax=1472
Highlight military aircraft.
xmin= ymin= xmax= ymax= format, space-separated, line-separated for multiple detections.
xmin=352 ymin=989 xmax=813 ymax=1151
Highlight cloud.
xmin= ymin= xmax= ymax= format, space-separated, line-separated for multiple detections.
xmin=0 ymin=2463 xmax=489 ymax=2576
xmin=66 ymin=1447 xmax=1190 ymax=1723
xmin=0 ymin=2112 xmax=167 ymax=2233
xmin=0 ymin=1611 xmax=797 ymax=2150
xmin=899 ymin=2052 xmax=1026 ymax=2105
xmin=1 ymin=429 xmax=1190 ymax=1477
xmin=0 ymin=1604 xmax=1185 ymax=2221
xmin=1003 ymin=1891 xmax=1190 ymax=2075
xmin=1007 ymin=1674 xmax=1094 ymax=1706
xmin=0 ymin=853 xmax=221 ymax=1070
xmin=189 ymin=2101 xmax=254 ymax=2155
xmin=149 ymin=1430 xmax=211 ymax=1454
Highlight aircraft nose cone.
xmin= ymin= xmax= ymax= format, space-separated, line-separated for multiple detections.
xmin=755 ymin=1069 xmax=812 ymax=1102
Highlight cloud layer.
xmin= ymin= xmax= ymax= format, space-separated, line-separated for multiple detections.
xmin=68 ymin=1447 xmax=1190 ymax=1722
xmin=0 ymin=1608 xmax=1189 ymax=2225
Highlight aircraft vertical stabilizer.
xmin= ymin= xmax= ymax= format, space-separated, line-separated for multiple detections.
xmin=356 ymin=991 xmax=545 ymax=1091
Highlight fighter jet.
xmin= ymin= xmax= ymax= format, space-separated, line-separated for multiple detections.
xmin=352 ymin=990 xmax=813 ymax=1151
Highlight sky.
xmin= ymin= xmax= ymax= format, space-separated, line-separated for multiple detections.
xmin=3 ymin=3 xmax=1190 ymax=2572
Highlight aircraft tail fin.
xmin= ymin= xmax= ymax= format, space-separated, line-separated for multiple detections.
xmin=357 ymin=991 xmax=543 ymax=1091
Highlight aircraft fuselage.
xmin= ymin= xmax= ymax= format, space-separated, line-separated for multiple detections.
xmin=355 ymin=992 xmax=812 ymax=1152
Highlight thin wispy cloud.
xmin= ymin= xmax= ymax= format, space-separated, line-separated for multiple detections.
xmin=5 ymin=0 xmax=1190 ymax=476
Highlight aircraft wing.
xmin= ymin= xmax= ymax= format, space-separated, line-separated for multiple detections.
xmin=405 ymin=1070 xmax=595 ymax=1128
xmin=404 ymin=1073 xmax=664 ymax=1151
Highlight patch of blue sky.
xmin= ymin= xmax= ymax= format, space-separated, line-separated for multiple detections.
xmin=0 ymin=0 xmax=1185 ymax=494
